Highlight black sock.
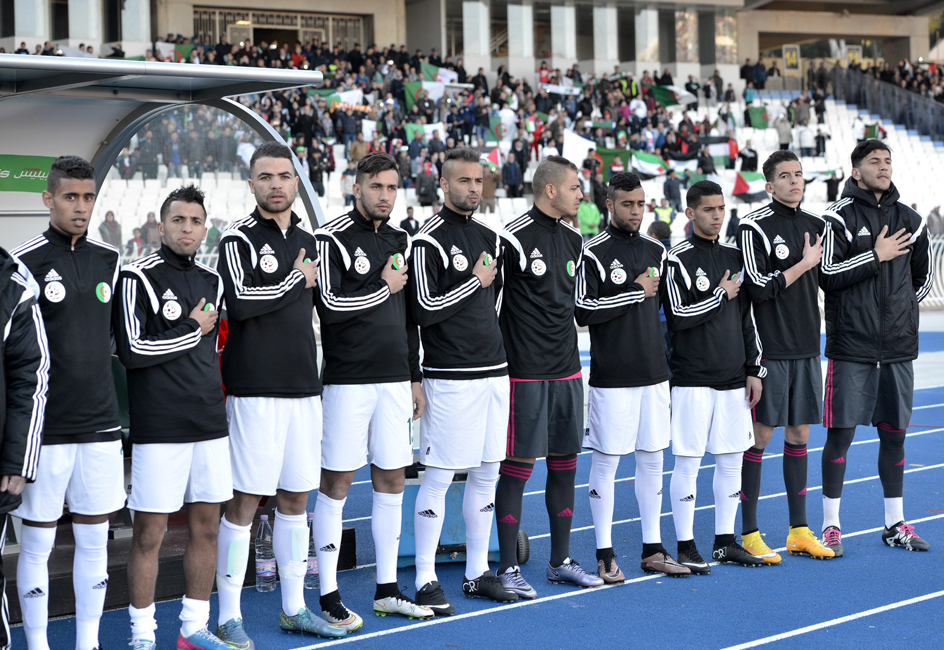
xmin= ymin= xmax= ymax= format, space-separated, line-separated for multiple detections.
xmin=374 ymin=582 xmax=399 ymax=600
xmin=677 ymin=539 xmax=695 ymax=553
xmin=822 ymin=428 xmax=855 ymax=498
xmin=596 ymin=546 xmax=615 ymax=561
xmin=714 ymin=533 xmax=735 ymax=549
xmin=546 ymin=454 xmax=577 ymax=567
xmin=641 ymin=543 xmax=665 ymax=558
xmin=740 ymin=447 xmax=764 ymax=534
xmin=320 ymin=589 xmax=341 ymax=610
xmin=496 ymin=459 xmax=532 ymax=574
xmin=877 ymin=424 xmax=906 ymax=498
xmin=783 ymin=442 xmax=808 ymax=528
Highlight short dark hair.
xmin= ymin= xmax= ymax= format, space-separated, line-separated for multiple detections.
xmin=532 ymin=155 xmax=578 ymax=199
xmin=762 ymin=150 xmax=800 ymax=182
xmin=647 ymin=220 xmax=671 ymax=240
xmin=442 ymin=148 xmax=481 ymax=179
xmin=47 ymin=155 xmax=94 ymax=194
xmin=159 ymin=184 xmax=207 ymax=222
xmin=851 ymin=139 xmax=892 ymax=168
xmin=249 ymin=141 xmax=295 ymax=175
xmin=355 ymin=152 xmax=398 ymax=185
xmin=686 ymin=180 xmax=724 ymax=209
xmin=607 ymin=171 xmax=642 ymax=202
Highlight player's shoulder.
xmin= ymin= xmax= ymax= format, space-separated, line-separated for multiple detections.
xmin=314 ymin=214 xmax=356 ymax=243
xmin=639 ymin=232 xmax=667 ymax=254
xmin=86 ymin=236 xmax=121 ymax=262
xmin=503 ymin=212 xmax=534 ymax=236
xmin=896 ymin=200 xmax=922 ymax=224
xmin=559 ymin=218 xmax=582 ymax=242
xmin=667 ymin=239 xmax=694 ymax=258
xmin=220 ymin=214 xmax=260 ymax=244
xmin=11 ymin=234 xmax=50 ymax=261
xmin=740 ymin=204 xmax=775 ymax=223
xmin=122 ymin=252 xmax=164 ymax=282
xmin=195 ymin=259 xmax=222 ymax=282
xmin=825 ymin=196 xmax=855 ymax=218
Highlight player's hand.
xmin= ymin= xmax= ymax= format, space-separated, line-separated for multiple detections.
xmin=293 ymin=248 xmax=318 ymax=288
xmin=381 ymin=255 xmax=408 ymax=294
xmin=189 ymin=298 xmax=218 ymax=336
xmin=801 ymin=232 xmax=824 ymax=269
xmin=0 ymin=475 xmax=25 ymax=495
xmin=411 ymin=381 xmax=426 ymax=419
xmin=874 ymin=225 xmax=912 ymax=262
xmin=746 ymin=376 xmax=763 ymax=409
xmin=472 ymin=252 xmax=498 ymax=288
xmin=634 ymin=267 xmax=660 ymax=298
xmin=719 ymin=270 xmax=741 ymax=300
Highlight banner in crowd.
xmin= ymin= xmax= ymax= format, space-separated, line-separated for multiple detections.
xmin=596 ymin=149 xmax=632 ymax=178
xmin=482 ymin=148 xmax=502 ymax=171
xmin=421 ymin=62 xmax=459 ymax=84
xmin=733 ymin=171 xmax=767 ymax=202
xmin=865 ymin=124 xmax=887 ymax=139
xmin=404 ymin=81 xmax=445 ymax=109
xmin=804 ymin=169 xmax=840 ymax=182
xmin=747 ymin=106 xmax=769 ymax=129
xmin=668 ymin=158 xmax=698 ymax=173
xmin=362 ymin=119 xmax=377 ymax=141
xmin=155 ymin=42 xmax=195 ymax=62
xmin=404 ymin=122 xmax=447 ymax=144
xmin=562 ymin=129 xmax=596 ymax=167
xmin=0 ymin=155 xmax=57 ymax=193
xmin=541 ymin=83 xmax=582 ymax=97
xmin=631 ymin=150 xmax=670 ymax=177
xmin=644 ymin=83 xmax=697 ymax=108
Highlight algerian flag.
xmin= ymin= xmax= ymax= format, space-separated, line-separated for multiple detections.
xmin=337 ymin=89 xmax=364 ymax=106
xmin=668 ymin=158 xmax=698 ymax=173
xmin=488 ymin=116 xmax=507 ymax=143
xmin=643 ymin=83 xmax=696 ymax=108
xmin=421 ymin=61 xmax=459 ymax=84
xmin=155 ymin=42 xmax=194 ymax=62
xmin=804 ymin=169 xmax=839 ymax=183
xmin=404 ymin=81 xmax=445 ymax=110
xmin=404 ymin=122 xmax=447 ymax=144
xmin=482 ymin=147 xmax=502 ymax=171
xmin=733 ymin=171 xmax=768 ymax=202
xmin=748 ymin=106 xmax=769 ymax=129
xmin=541 ymin=83 xmax=582 ymax=97
xmin=631 ymin=150 xmax=669 ymax=178
xmin=596 ymin=149 xmax=631 ymax=178
xmin=864 ymin=124 xmax=886 ymax=140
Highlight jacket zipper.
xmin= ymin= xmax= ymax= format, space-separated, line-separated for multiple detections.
xmin=876 ymin=204 xmax=884 ymax=367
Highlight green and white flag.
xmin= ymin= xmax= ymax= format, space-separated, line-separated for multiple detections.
xmin=631 ymin=150 xmax=669 ymax=177
xmin=747 ymin=106 xmax=769 ymax=129
xmin=404 ymin=81 xmax=445 ymax=110
xmin=643 ymin=83 xmax=696 ymax=108
xmin=421 ymin=61 xmax=459 ymax=84
xmin=804 ymin=169 xmax=840 ymax=183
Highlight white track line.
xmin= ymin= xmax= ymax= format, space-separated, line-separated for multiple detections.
xmin=296 ymin=512 xmax=944 ymax=650
xmin=720 ymin=589 xmax=944 ymax=650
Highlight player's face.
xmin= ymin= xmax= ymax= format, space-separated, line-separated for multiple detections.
xmin=159 ymin=201 xmax=207 ymax=257
xmin=249 ymin=156 xmax=298 ymax=215
xmin=766 ymin=160 xmax=804 ymax=207
xmin=853 ymin=149 xmax=892 ymax=195
xmin=686 ymin=194 xmax=725 ymax=240
xmin=607 ymin=187 xmax=646 ymax=234
xmin=43 ymin=178 xmax=96 ymax=238
xmin=550 ymin=169 xmax=583 ymax=220
xmin=355 ymin=169 xmax=399 ymax=222
xmin=442 ymin=161 xmax=483 ymax=213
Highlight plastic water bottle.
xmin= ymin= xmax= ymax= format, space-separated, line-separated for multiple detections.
xmin=305 ymin=512 xmax=320 ymax=590
xmin=255 ymin=514 xmax=276 ymax=592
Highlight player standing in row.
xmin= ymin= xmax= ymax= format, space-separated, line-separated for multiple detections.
xmin=12 ymin=156 xmax=124 ymax=650
xmin=737 ymin=151 xmax=834 ymax=562
xmin=216 ymin=142 xmax=341 ymax=643
xmin=0 ymin=245 xmax=48 ymax=650
xmin=313 ymin=152 xmax=433 ymax=630
xmin=576 ymin=172 xmax=689 ymax=580
xmin=664 ymin=181 xmax=766 ymax=573
xmin=820 ymin=140 xmax=934 ymax=554
xmin=410 ymin=149 xmax=518 ymax=614
xmin=496 ymin=156 xmax=603 ymax=598
xmin=117 ymin=186 xmax=235 ymax=649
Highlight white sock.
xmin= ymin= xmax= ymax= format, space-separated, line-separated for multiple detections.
xmin=313 ymin=492 xmax=346 ymax=596
xmin=179 ymin=596 xmax=210 ymax=638
xmin=372 ymin=490 xmax=403 ymax=585
xmin=588 ymin=450 xmax=620 ymax=549
xmin=215 ymin=516 xmax=250 ymax=627
xmin=822 ymin=496 xmax=842 ymax=531
xmin=72 ymin=522 xmax=110 ymax=650
xmin=414 ymin=467 xmax=453 ymax=589
xmin=884 ymin=497 xmax=905 ymax=529
xmin=463 ymin=462 xmax=500 ymax=581
xmin=273 ymin=510 xmax=309 ymax=616
xmin=670 ymin=456 xmax=701 ymax=542
xmin=17 ymin=525 xmax=55 ymax=650
xmin=634 ymin=450 xmax=665 ymax=545
xmin=713 ymin=453 xmax=743 ymax=536
xmin=129 ymin=603 xmax=157 ymax=643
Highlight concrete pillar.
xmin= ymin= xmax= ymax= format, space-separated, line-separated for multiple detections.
xmin=68 ymin=0 xmax=101 ymax=48
xmin=507 ymin=1 xmax=535 ymax=82
xmin=0 ymin=0 xmax=48 ymax=52
xmin=669 ymin=10 xmax=700 ymax=90
xmin=406 ymin=0 xmax=446 ymax=61
xmin=120 ymin=0 xmax=153 ymax=58
xmin=463 ymin=0 xmax=492 ymax=84
xmin=589 ymin=3 xmax=619 ymax=76
xmin=632 ymin=7 xmax=660 ymax=77
xmin=550 ymin=2 xmax=576 ymax=73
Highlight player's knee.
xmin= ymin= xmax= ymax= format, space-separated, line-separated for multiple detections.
xmin=877 ymin=424 xmax=906 ymax=449
xmin=131 ymin=517 xmax=167 ymax=553
xmin=827 ymin=427 xmax=855 ymax=453
xmin=783 ymin=424 xmax=810 ymax=445
xmin=752 ymin=423 xmax=774 ymax=448
xmin=275 ymin=490 xmax=310 ymax=516
xmin=371 ymin=466 xmax=405 ymax=493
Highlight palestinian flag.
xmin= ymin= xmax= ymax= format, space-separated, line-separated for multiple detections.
xmin=488 ymin=116 xmax=507 ymax=143
xmin=668 ymin=158 xmax=698 ymax=173
xmin=630 ymin=150 xmax=669 ymax=178
xmin=525 ymin=114 xmax=541 ymax=133
xmin=595 ymin=149 xmax=631 ymax=178
xmin=864 ymin=124 xmax=886 ymax=140
xmin=804 ymin=169 xmax=839 ymax=183
xmin=733 ymin=171 xmax=768 ymax=202
xmin=747 ymin=106 xmax=769 ymax=129
xmin=481 ymin=147 xmax=502 ymax=171
xmin=643 ymin=83 xmax=696 ymax=108
xmin=421 ymin=61 xmax=459 ymax=84
xmin=404 ymin=81 xmax=445 ymax=110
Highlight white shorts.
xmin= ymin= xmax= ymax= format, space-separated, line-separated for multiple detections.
xmin=670 ymin=386 xmax=755 ymax=458
xmin=584 ymin=382 xmax=671 ymax=455
xmin=420 ymin=376 xmax=509 ymax=470
xmin=128 ymin=437 xmax=233 ymax=513
xmin=322 ymin=382 xmax=413 ymax=472
xmin=226 ymin=395 xmax=322 ymax=495
xmin=12 ymin=440 xmax=126 ymax=522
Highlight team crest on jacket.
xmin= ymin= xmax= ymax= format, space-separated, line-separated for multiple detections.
xmin=95 ymin=282 xmax=111 ymax=303
xmin=453 ymin=254 xmax=468 ymax=271
xmin=531 ymin=258 xmax=547 ymax=276
xmin=354 ymin=256 xmax=371 ymax=274
xmin=44 ymin=280 xmax=66 ymax=303
xmin=773 ymin=235 xmax=789 ymax=260
xmin=695 ymin=267 xmax=710 ymax=292
xmin=566 ymin=260 xmax=576 ymax=277
xmin=609 ymin=259 xmax=626 ymax=284
xmin=260 ymin=254 xmax=278 ymax=273
xmin=163 ymin=300 xmax=182 ymax=320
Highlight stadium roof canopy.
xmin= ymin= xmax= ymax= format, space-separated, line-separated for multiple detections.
xmin=743 ymin=0 xmax=944 ymax=15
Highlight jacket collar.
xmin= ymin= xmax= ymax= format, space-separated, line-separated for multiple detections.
xmin=840 ymin=176 xmax=901 ymax=207
xmin=689 ymin=232 xmax=720 ymax=249
xmin=253 ymin=208 xmax=301 ymax=231
xmin=158 ymin=243 xmax=196 ymax=270
xmin=45 ymin=223 xmax=86 ymax=249
xmin=606 ymin=223 xmax=640 ymax=241
xmin=769 ymin=198 xmax=802 ymax=218
xmin=349 ymin=204 xmax=387 ymax=231
xmin=529 ymin=204 xmax=561 ymax=230
xmin=438 ymin=203 xmax=473 ymax=226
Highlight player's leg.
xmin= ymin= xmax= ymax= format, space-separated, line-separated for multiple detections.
xmin=128 ymin=511 xmax=168 ymax=649
xmin=669 ymin=387 xmax=710 ymax=574
xmin=215 ymin=491 xmax=257 ymax=634
xmin=585 ymin=387 xmax=624 ymax=581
